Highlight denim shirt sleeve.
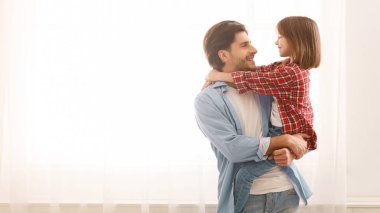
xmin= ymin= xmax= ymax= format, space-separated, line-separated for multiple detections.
xmin=194 ymin=91 xmax=266 ymax=163
xmin=259 ymin=137 xmax=271 ymax=158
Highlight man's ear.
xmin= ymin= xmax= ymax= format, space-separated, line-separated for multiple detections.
xmin=217 ymin=50 xmax=230 ymax=63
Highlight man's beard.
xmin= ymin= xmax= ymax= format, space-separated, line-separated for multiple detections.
xmin=235 ymin=59 xmax=257 ymax=71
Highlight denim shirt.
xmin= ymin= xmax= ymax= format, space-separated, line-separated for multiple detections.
xmin=194 ymin=82 xmax=312 ymax=213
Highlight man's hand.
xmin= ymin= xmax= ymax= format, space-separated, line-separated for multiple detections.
xmin=268 ymin=148 xmax=295 ymax=166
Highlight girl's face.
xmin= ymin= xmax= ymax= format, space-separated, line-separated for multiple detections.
xmin=275 ymin=33 xmax=291 ymax=58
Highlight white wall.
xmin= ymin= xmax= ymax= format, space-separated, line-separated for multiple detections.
xmin=346 ymin=0 xmax=380 ymax=206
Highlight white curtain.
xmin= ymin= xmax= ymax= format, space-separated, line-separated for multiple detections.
xmin=298 ymin=0 xmax=347 ymax=212
xmin=0 ymin=0 xmax=346 ymax=212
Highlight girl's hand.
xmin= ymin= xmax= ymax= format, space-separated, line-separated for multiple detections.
xmin=205 ymin=69 xmax=222 ymax=82
xmin=202 ymin=81 xmax=213 ymax=90
xmin=202 ymin=69 xmax=220 ymax=90
xmin=206 ymin=69 xmax=234 ymax=82
xmin=202 ymin=69 xmax=234 ymax=90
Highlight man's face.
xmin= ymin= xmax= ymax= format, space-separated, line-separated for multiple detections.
xmin=226 ymin=31 xmax=257 ymax=71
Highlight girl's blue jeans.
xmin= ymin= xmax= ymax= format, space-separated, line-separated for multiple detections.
xmin=234 ymin=125 xmax=283 ymax=213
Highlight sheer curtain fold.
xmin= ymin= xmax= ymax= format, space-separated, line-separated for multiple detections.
xmin=310 ymin=0 xmax=347 ymax=211
xmin=292 ymin=0 xmax=347 ymax=212
xmin=296 ymin=0 xmax=347 ymax=212
xmin=0 ymin=0 xmax=346 ymax=212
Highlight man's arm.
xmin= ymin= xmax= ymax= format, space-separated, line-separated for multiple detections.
xmin=194 ymin=91 xmax=307 ymax=163
xmin=265 ymin=135 xmax=308 ymax=166
xmin=195 ymin=93 xmax=265 ymax=163
xmin=267 ymin=134 xmax=308 ymax=159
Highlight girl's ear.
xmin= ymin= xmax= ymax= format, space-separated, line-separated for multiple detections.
xmin=218 ymin=50 xmax=230 ymax=63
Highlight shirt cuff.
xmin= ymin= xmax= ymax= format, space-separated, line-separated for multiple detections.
xmin=259 ymin=137 xmax=271 ymax=159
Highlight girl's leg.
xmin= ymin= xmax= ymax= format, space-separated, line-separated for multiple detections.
xmin=234 ymin=160 xmax=276 ymax=213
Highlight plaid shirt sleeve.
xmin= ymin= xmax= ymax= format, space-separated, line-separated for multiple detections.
xmin=231 ymin=63 xmax=317 ymax=150
xmin=232 ymin=63 xmax=297 ymax=97
xmin=255 ymin=61 xmax=283 ymax=73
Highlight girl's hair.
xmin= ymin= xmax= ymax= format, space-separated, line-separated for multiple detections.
xmin=277 ymin=16 xmax=321 ymax=69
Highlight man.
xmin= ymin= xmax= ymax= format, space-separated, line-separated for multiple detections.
xmin=194 ymin=21 xmax=312 ymax=213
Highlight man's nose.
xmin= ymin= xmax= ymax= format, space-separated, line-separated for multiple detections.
xmin=250 ymin=46 xmax=257 ymax=54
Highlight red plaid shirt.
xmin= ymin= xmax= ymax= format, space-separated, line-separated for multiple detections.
xmin=231 ymin=61 xmax=317 ymax=150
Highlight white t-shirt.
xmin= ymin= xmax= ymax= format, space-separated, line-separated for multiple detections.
xmin=271 ymin=97 xmax=283 ymax=127
xmin=226 ymin=87 xmax=293 ymax=195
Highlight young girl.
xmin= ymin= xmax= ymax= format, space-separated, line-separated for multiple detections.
xmin=206 ymin=16 xmax=321 ymax=213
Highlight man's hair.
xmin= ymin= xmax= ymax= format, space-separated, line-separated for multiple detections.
xmin=277 ymin=16 xmax=321 ymax=69
xmin=203 ymin=21 xmax=247 ymax=71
